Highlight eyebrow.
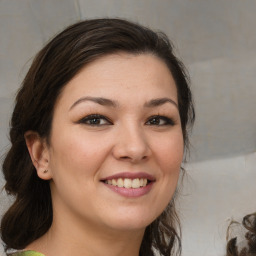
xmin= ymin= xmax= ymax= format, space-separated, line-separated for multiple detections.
xmin=69 ymin=96 xmax=118 ymax=110
xmin=69 ymin=96 xmax=178 ymax=110
xmin=144 ymin=98 xmax=178 ymax=109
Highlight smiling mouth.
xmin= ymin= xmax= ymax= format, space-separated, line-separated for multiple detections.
xmin=103 ymin=178 xmax=150 ymax=189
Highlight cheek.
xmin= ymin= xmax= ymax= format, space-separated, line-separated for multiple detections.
xmin=48 ymin=133 xmax=108 ymax=207
xmin=154 ymin=131 xmax=184 ymax=173
xmin=49 ymin=130 xmax=107 ymax=178
xmin=149 ymin=132 xmax=183 ymax=217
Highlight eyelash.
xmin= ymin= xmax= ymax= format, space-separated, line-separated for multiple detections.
xmin=78 ymin=114 xmax=112 ymax=126
xmin=145 ymin=115 xmax=175 ymax=126
xmin=77 ymin=114 xmax=175 ymax=126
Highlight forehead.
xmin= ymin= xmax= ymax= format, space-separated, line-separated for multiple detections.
xmin=56 ymin=52 xmax=178 ymax=108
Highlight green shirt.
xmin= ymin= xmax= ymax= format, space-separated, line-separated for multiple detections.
xmin=8 ymin=250 xmax=45 ymax=256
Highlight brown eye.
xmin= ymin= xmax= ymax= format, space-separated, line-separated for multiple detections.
xmin=146 ymin=116 xmax=175 ymax=126
xmin=78 ymin=114 xmax=112 ymax=126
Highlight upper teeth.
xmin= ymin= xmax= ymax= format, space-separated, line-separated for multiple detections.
xmin=105 ymin=178 xmax=148 ymax=189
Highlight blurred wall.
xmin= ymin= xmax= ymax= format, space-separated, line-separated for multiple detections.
xmin=0 ymin=1 xmax=255 ymax=255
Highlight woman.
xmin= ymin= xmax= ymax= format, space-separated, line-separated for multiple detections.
xmin=1 ymin=18 xmax=195 ymax=256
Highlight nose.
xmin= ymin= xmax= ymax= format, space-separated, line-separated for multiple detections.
xmin=112 ymin=123 xmax=151 ymax=163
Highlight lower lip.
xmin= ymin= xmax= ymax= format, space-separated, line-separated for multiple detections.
xmin=103 ymin=182 xmax=154 ymax=198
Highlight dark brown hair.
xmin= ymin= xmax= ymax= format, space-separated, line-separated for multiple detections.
xmin=226 ymin=213 xmax=256 ymax=256
xmin=1 ymin=18 xmax=195 ymax=256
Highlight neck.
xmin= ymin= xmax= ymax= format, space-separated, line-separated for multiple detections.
xmin=26 ymin=213 xmax=145 ymax=256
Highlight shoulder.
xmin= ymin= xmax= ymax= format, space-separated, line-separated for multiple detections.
xmin=7 ymin=251 xmax=45 ymax=256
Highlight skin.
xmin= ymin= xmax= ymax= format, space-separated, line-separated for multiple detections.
xmin=25 ymin=53 xmax=184 ymax=256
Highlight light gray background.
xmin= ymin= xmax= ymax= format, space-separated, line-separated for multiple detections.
xmin=0 ymin=1 xmax=255 ymax=255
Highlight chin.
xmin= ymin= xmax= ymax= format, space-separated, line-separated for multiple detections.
xmin=107 ymin=220 xmax=151 ymax=232
xmin=102 ymin=208 xmax=160 ymax=232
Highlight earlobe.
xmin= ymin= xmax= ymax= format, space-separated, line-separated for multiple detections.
xmin=24 ymin=131 xmax=52 ymax=180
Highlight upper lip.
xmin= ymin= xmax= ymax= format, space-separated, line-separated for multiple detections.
xmin=101 ymin=172 xmax=155 ymax=181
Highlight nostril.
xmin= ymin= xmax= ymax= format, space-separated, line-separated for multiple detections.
xmin=121 ymin=156 xmax=129 ymax=159
xmin=119 ymin=155 xmax=148 ymax=162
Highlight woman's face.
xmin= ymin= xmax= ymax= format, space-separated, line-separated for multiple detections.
xmin=46 ymin=53 xmax=184 ymax=233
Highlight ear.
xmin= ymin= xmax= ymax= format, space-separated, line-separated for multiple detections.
xmin=24 ymin=131 xmax=52 ymax=180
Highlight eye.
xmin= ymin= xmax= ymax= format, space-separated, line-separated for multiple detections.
xmin=146 ymin=115 xmax=175 ymax=126
xmin=78 ymin=114 xmax=112 ymax=126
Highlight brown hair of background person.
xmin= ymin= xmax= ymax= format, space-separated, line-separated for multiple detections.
xmin=226 ymin=213 xmax=256 ymax=256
